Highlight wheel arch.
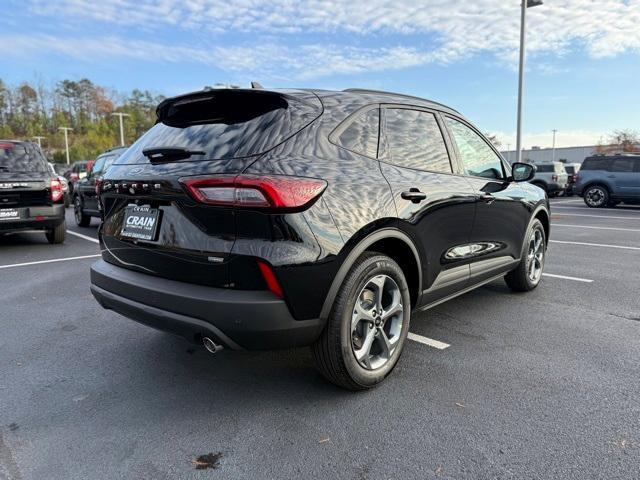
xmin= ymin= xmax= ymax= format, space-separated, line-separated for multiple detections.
xmin=319 ymin=228 xmax=422 ymax=321
xmin=533 ymin=206 xmax=550 ymax=247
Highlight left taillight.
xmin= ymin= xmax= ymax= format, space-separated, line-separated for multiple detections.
xmin=50 ymin=179 xmax=64 ymax=203
xmin=180 ymin=174 xmax=328 ymax=211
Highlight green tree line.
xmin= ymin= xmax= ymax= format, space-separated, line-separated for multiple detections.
xmin=0 ymin=78 xmax=165 ymax=163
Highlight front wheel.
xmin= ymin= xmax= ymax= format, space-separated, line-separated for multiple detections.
xmin=505 ymin=219 xmax=546 ymax=292
xmin=312 ymin=252 xmax=411 ymax=390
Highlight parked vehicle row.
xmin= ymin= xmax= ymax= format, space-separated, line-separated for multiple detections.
xmin=529 ymin=162 xmax=568 ymax=197
xmin=88 ymin=87 xmax=549 ymax=390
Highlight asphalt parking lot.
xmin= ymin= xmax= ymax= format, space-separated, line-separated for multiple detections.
xmin=1 ymin=198 xmax=639 ymax=480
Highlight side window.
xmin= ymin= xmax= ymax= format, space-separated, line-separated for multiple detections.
xmin=536 ymin=165 xmax=553 ymax=173
xmin=336 ymin=108 xmax=379 ymax=158
xmin=91 ymin=157 xmax=107 ymax=176
xmin=384 ymin=108 xmax=452 ymax=173
xmin=446 ymin=117 xmax=505 ymax=180
xmin=582 ymin=158 xmax=609 ymax=171
xmin=610 ymin=158 xmax=634 ymax=173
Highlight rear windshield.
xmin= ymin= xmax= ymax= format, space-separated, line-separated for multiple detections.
xmin=0 ymin=142 xmax=48 ymax=173
xmin=565 ymin=166 xmax=575 ymax=174
xmin=115 ymin=90 xmax=322 ymax=165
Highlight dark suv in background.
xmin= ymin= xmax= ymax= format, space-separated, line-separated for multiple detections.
xmin=90 ymin=88 xmax=548 ymax=390
xmin=575 ymin=155 xmax=640 ymax=207
xmin=0 ymin=140 xmax=66 ymax=243
xmin=74 ymin=146 xmax=127 ymax=226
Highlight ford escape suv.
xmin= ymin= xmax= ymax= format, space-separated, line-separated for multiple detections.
xmin=0 ymin=140 xmax=66 ymax=243
xmin=90 ymin=88 xmax=549 ymax=390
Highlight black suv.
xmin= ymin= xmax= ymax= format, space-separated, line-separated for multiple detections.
xmin=0 ymin=140 xmax=66 ymax=243
xmin=90 ymin=88 xmax=548 ymax=389
xmin=74 ymin=146 xmax=127 ymax=226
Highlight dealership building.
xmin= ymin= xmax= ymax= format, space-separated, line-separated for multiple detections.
xmin=500 ymin=145 xmax=600 ymax=165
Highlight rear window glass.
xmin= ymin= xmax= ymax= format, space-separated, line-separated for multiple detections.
xmin=0 ymin=142 xmax=48 ymax=173
xmin=536 ymin=164 xmax=553 ymax=172
xmin=565 ymin=166 xmax=575 ymax=174
xmin=115 ymin=90 xmax=321 ymax=165
xmin=582 ymin=158 xmax=610 ymax=171
xmin=336 ymin=108 xmax=379 ymax=158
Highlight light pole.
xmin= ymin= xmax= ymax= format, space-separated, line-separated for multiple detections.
xmin=111 ymin=112 xmax=130 ymax=146
xmin=516 ymin=0 xmax=544 ymax=164
xmin=58 ymin=127 xmax=73 ymax=165
xmin=551 ymin=129 xmax=557 ymax=162
xmin=33 ymin=136 xmax=46 ymax=149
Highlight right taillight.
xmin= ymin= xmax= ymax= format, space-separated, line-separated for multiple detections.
xmin=180 ymin=174 xmax=327 ymax=211
xmin=50 ymin=179 xmax=64 ymax=203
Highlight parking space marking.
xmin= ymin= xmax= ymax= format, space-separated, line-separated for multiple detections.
xmin=0 ymin=254 xmax=101 ymax=270
xmin=67 ymin=230 xmax=99 ymax=244
xmin=408 ymin=332 xmax=450 ymax=350
xmin=552 ymin=223 xmax=640 ymax=233
xmin=550 ymin=240 xmax=640 ymax=251
xmin=551 ymin=213 xmax=640 ymax=220
xmin=542 ymin=273 xmax=593 ymax=283
xmin=552 ymin=206 xmax=640 ymax=214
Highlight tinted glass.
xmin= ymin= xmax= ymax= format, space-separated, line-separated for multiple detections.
xmin=91 ymin=156 xmax=107 ymax=175
xmin=337 ymin=108 xmax=379 ymax=158
xmin=384 ymin=109 xmax=451 ymax=173
xmin=582 ymin=158 xmax=609 ymax=171
xmin=116 ymin=90 xmax=321 ymax=165
xmin=610 ymin=158 xmax=634 ymax=172
xmin=565 ymin=166 xmax=575 ymax=174
xmin=536 ymin=165 xmax=554 ymax=172
xmin=446 ymin=118 xmax=504 ymax=179
xmin=0 ymin=142 xmax=48 ymax=173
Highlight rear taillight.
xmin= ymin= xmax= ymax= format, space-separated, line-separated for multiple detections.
xmin=95 ymin=178 xmax=103 ymax=196
xmin=50 ymin=179 xmax=64 ymax=203
xmin=180 ymin=175 xmax=327 ymax=210
xmin=552 ymin=174 xmax=558 ymax=182
xmin=573 ymin=174 xmax=579 ymax=182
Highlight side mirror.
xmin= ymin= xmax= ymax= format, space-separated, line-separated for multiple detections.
xmin=511 ymin=162 xmax=536 ymax=182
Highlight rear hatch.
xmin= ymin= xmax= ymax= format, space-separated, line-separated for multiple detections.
xmin=100 ymin=88 xmax=322 ymax=287
xmin=0 ymin=142 xmax=51 ymax=221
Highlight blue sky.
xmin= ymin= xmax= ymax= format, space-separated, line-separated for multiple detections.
xmin=1 ymin=0 xmax=639 ymax=148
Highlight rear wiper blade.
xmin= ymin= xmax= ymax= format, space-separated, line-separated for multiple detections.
xmin=142 ymin=147 xmax=205 ymax=163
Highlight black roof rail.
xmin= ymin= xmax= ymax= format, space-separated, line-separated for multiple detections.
xmin=343 ymin=88 xmax=460 ymax=113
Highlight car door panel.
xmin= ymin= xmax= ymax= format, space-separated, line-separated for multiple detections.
xmin=378 ymin=106 xmax=477 ymax=307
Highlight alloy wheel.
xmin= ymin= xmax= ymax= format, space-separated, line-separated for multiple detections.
xmin=585 ymin=187 xmax=606 ymax=207
xmin=351 ymin=274 xmax=404 ymax=370
xmin=526 ymin=229 xmax=544 ymax=284
xmin=74 ymin=198 xmax=82 ymax=223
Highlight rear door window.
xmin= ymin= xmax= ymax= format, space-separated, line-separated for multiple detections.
xmin=0 ymin=142 xmax=48 ymax=174
xmin=582 ymin=158 xmax=610 ymax=171
xmin=383 ymin=108 xmax=452 ymax=173
xmin=610 ymin=158 xmax=634 ymax=172
xmin=536 ymin=165 xmax=553 ymax=173
xmin=115 ymin=90 xmax=322 ymax=165
xmin=335 ymin=108 xmax=379 ymax=158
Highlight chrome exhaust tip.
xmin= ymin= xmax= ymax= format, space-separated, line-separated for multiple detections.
xmin=203 ymin=337 xmax=223 ymax=354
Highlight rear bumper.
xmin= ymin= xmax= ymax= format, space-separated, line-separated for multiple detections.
xmin=0 ymin=205 xmax=65 ymax=232
xmin=90 ymin=259 xmax=324 ymax=350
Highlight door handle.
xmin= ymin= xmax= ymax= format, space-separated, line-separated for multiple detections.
xmin=401 ymin=189 xmax=427 ymax=203
xmin=480 ymin=193 xmax=495 ymax=204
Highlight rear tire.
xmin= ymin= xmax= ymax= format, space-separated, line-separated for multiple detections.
xmin=46 ymin=221 xmax=66 ymax=244
xmin=312 ymin=252 xmax=411 ymax=390
xmin=583 ymin=185 xmax=609 ymax=208
xmin=505 ymin=219 xmax=546 ymax=292
xmin=74 ymin=196 xmax=91 ymax=227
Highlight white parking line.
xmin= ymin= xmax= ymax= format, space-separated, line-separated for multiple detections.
xmin=408 ymin=332 xmax=450 ymax=350
xmin=0 ymin=254 xmax=101 ymax=270
xmin=551 ymin=213 xmax=640 ymax=220
xmin=550 ymin=240 xmax=640 ymax=251
xmin=542 ymin=273 xmax=593 ymax=283
xmin=552 ymin=223 xmax=640 ymax=233
xmin=67 ymin=230 xmax=99 ymax=244
xmin=552 ymin=205 xmax=640 ymax=214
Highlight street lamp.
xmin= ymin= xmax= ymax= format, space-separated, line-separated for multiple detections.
xmin=516 ymin=0 xmax=544 ymax=164
xmin=33 ymin=136 xmax=46 ymax=149
xmin=58 ymin=127 xmax=73 ymax=165
xmin=551 ymin=129 xmax=557 ymax=162
xmin=111 ymin=112 xmax=130 ymax=146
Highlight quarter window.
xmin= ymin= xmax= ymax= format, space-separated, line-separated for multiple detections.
xmin=384 ymin=108 xmax=452 ymax=173
xmin=446 ymin=117 xmax=505 ymax=180
xmin=610 ymin=158 xmax=634 ymax=172
xmin=336 ymin=108 xmax=379 ymax=158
